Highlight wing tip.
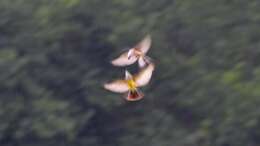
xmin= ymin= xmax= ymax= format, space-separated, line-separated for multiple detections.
xmin=110 ymin=60 xmax=117 ymax=65
xmin=103 ymin=83 xmax=110 ymax=90
xmin=145 ymin=34 xmax=152 ymax=41
xmin=111 ymin=59 xmax=123 ymax=66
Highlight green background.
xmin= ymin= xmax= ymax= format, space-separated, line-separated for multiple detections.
xmin=1 ymin=0 xmax=260 ymax=146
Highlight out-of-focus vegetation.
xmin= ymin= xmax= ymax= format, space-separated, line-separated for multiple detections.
xmin=1 ymin=0 xmax=260 ymax=146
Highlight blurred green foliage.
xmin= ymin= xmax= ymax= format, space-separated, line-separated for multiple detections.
xmin=1 ymin=0 xmax=260 ymax=146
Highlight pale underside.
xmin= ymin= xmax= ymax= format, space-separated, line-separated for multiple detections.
xmin=111 ymin=35 xmax=151 ymax=67
xmin=104 ymin=80 xmax=129 ymax=93
xmin=134 ymin=63 xmax=155 ymax=87
xmin=111 ymin=51 xmax=138 ymax=66
xmin=104 ymin=62 xmax=155 ymax=93
xmin=134 ymin=35 xmax=151 ymax=54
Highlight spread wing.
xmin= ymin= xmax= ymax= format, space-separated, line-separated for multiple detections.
xmin=111 ymin=51 xmax=138 ymax=66
xmin=135 ymin=35 xmax=151 ymax=54
xmin=134 ymin=63 xmax=155 ymax=87
xmin=104 ymin=80 xmax=129 ymax=93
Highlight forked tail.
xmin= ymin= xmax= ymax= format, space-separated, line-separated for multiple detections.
xmin=126 ymin=89 xmax=144 ymax=101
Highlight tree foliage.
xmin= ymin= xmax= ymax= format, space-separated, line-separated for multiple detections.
xmin=1 ymin=0 xmax=260 ymax=146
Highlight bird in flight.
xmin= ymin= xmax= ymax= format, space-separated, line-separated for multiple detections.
xmin=111 ymin=35 xmax=152 ymax=68
xmin=104 ymin=63 xmax=155 ymax=101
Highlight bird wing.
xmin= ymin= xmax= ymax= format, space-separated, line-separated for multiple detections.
xmin=138 ymin=56 xmax=153 ymax=68
xmin=138 ymin=57 xmax=146 ymax=68
xmin=134 ymin=63 xmax=155 ymax=87
xmin=111 ymin=51 xmax=138 ymax=66
xmin=104 ymin=80 xmax=129 ymax=93
xmin=134 ymin=35 xmax=151 ymax=54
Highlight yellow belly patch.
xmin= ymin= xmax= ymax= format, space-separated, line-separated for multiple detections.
xmin=127 ymin=79 xmax=136 ymax=90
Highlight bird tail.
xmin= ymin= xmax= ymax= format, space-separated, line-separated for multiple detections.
xmin=126 ymin=89 xmax=144 ymax=101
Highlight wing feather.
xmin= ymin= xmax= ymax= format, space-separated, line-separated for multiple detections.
xmin=138 ymin=57 xmax=146 ymax=68
xmin=111 ymin=52 xmax=138 ymax=66
xmin=135 ymin=35 xmax=151 ymax=54
xmin=134 ymin=63 xmax=155 ymax=87
xmin=104 ymin=80 xmax=129 ymax=93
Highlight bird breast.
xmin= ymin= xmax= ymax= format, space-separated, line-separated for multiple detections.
xmin=126 ymin=79 xmax=137 ymax=90
xmin=134 ymin=49 xmax=143 ymax=56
